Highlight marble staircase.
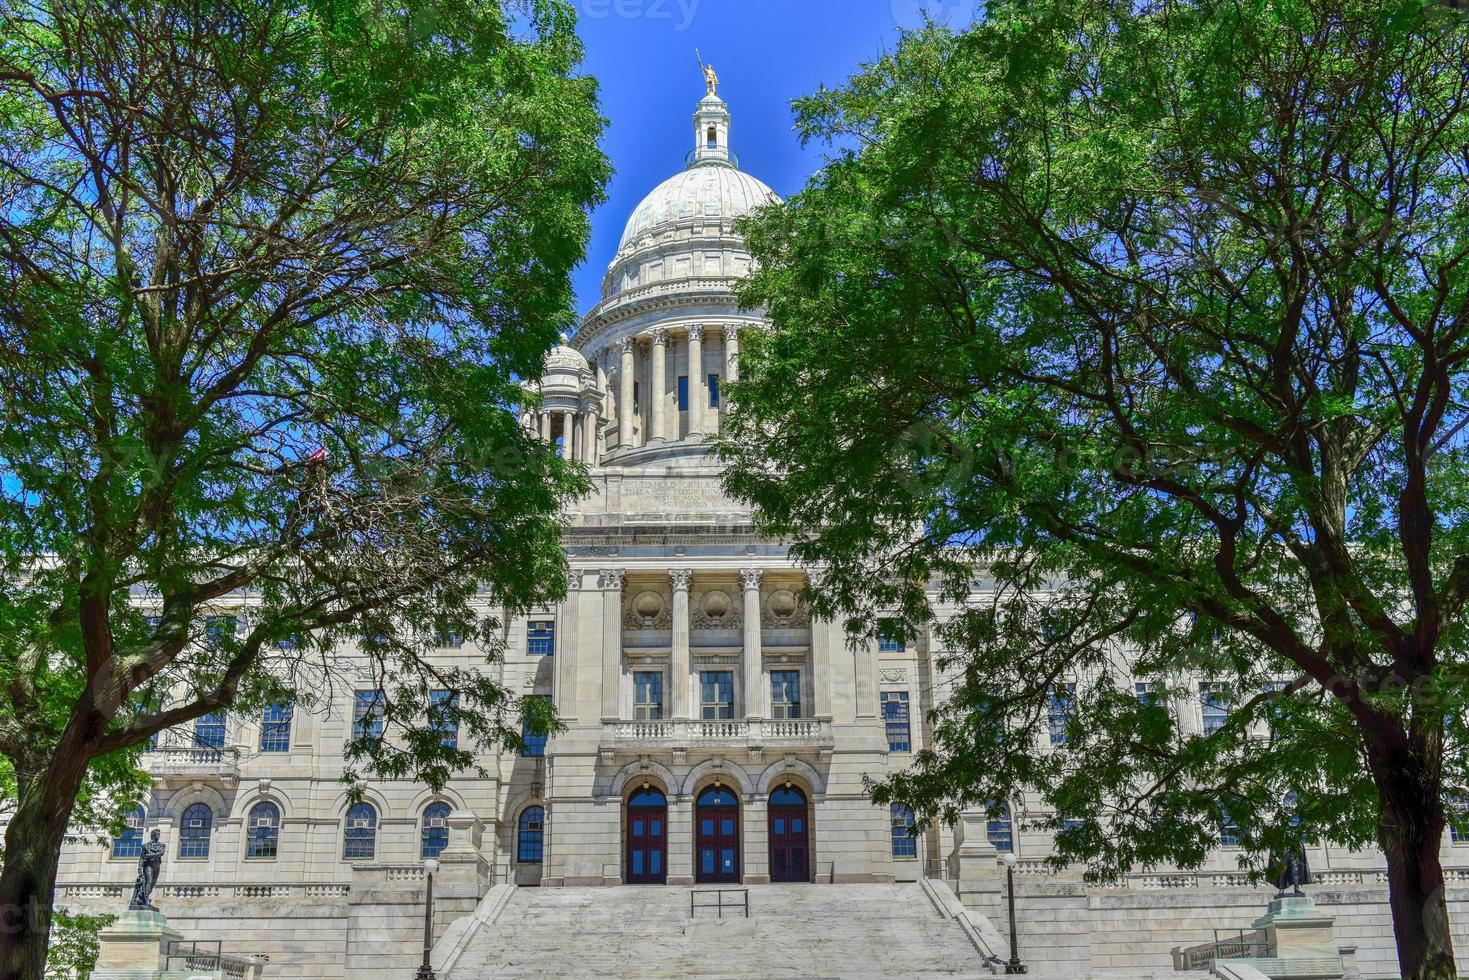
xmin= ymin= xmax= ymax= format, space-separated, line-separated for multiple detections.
xmin=441 ymin=882 xmax=990 ymax=978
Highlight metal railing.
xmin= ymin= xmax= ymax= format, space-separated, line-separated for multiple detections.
xmin=690 ymin=888 xmax=749 ymax=919
xmin=685 ymin=147 xmax=740 ymax=168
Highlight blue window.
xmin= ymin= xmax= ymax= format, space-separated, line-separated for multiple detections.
xmin=678 ymin=375 xmax=689 ymax=411
xmin=882 ymin=691 xmax=911 ymax=752
xmin=877 ymin=619 xmax=906 ymax=652
xmin=430 ymin=690 xmax=458 ymax=749
xmin=1135 ymin=682 xmax=1163 ymax=707
xmin=1219 ymin=807 xmax=1242 ymax=847
xmin=112 ymin=805 xmax=145 ymax=859
xmin=343 ymin=803 xmax=377 ymax=859
xmin=890 ymin=804 xmax=917 ymax=857
xmin=353 ymin=690 xmax=384 ymax=742
xmin=1048 ymin=683 xmax=1075 ymax=745
xmin=518 ymin=806 xmax=545 ymax=863
xmin=522 ymin=701 xmax=549 ymax=757
xmin=260 ymin=704 xmax=292 ymax=752
xmin=634 ymin=671 xmax=664 ymax=720
xmin=275 ymin=634 xmax=299 ymax=650
xmin=1201 ymin=682 xmax=1230 ymax=736
xmin=194 ymin=710 xmax=227 ymax=749
xmin=700 ymin=671 xmax=734 ymax=720
xmin=436 ymin=630 xmax=464 ymax=649
xmin=708 ymin=375 xmax=720 ymax=408
xmin=422 ymin=802 xmax=451 ymax=859
xmin=987 ymin=801 xmax=1013 ymax=852
xmin=204 ymin=615 xmax=236 ymax=646
xmin=527 ymin=621 xmax=555 ymax=657
xmin=771 ymin=671 xmax=801 ymax=719
xmin=246 ymin=802 xmax=280 ymax=860
xmin=179 ymin=803 xmax=212 ymax=859
xmin=1449 ymin=793 xmax=1468 ymax=844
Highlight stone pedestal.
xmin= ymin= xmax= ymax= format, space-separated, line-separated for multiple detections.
xmin=1254 ymin=894 xmax=1339 ymax=959
xmin=90 ymin=909 xmax=183 ymax=979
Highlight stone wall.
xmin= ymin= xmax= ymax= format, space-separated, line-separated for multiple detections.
xmin=955 ymin=875 xmax=1469 ymax=978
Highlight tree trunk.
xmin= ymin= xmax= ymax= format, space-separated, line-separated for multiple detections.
xmin=1374 ymin=752 xmax=1459 ymax=979
xmin=0 ymin=757 xmax=89 ymax=980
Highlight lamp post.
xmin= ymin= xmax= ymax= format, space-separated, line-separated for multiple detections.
xmin=999 ymin=851 xmax=1027 ymax=974
xmin=414 ymin=858 xmax=440 ymax=980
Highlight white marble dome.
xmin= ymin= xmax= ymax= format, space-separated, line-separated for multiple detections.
xmin=542 ymin=335 xmax=588 ymax=383
xmin=617 ymin=165 xmax=779 ymax=252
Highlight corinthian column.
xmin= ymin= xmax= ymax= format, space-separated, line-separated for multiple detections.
xmin=687 ymin=325 xmax=705 ymax=436
xmin=649 ymin=328 xmax=668 ymax=443
xmin=740 ymin=568 xmax=763 ymax=720
xmin=670 ymin=569 xmax=693 ymax=720
xmin=560 ymin=409 xmax=575 ymax=460
xmin=618 ymin=337 xmax=635 ymax=450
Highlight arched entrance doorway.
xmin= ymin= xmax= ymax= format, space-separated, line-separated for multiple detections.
xmin=694 ymin=784 xmax=741 ymax=883
xmin=768 ymin=784 xmax=810 ymax=882
xmin=625 ymin=786 xmax=667 ymax=884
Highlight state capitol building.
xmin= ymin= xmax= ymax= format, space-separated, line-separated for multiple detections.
xmin=52 ymin=84 xmax=1469 ymax=980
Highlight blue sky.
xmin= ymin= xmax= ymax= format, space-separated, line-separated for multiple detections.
xmin=569 ymin=0 xmax=982 ymax=315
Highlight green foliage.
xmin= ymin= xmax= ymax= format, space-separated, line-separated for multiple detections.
xmin=722 ymin=1 xmax=1468 ymax=968
xmin=42 ymin=910 xmax=114 ymax=980
xmin=0 ymin=0 xmax=605 ymax=957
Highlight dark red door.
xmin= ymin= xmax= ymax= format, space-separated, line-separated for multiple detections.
xmin=768 ymin=785 xmax=810 ymax=882
xmin=626 ymin=787 xmax=667 ymax=884
xmin=695 ymin=785 xmax=741 ymax=883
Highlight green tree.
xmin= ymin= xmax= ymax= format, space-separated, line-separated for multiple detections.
xmin=0 ymin=1 xmax=607 ymax=975
xmin=720 ymin=2 xmax=1469 ymax=976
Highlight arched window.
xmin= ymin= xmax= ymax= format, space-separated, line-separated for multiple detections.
xmin=179 ymin=803 xmax=213 ymax=859
xmin=517 ymin=806 xmax=545 ymax=863
xmin=112 ymin=805 xmax=145 ymax=859
xmin=770 ymin=785 xmax=807 ymax=806
xmin=246 ymin=802 xmax=280 ymax=860
xmin=706 ymin=125 xmax=718 ymax=148
xmin=889 ymin=804 xmax=916 ymax=857
xmin=987 ymin=801 xmax=1013 ymax=852
xmin=343 ymin=803 xmax=377 ymax=860
xmin=1449 ymin=792 xmax=1469 ymax=844
xmin=422 ymin=802 xmax=451 ymax=859
xmin=696 ymin=785 xmax=738 ymax=807
xmin=628 ymin=787 xmax=666 ymax=808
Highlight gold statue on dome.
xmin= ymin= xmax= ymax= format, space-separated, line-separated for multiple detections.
xmin=697 ymin=49 xmax=719 ymax=95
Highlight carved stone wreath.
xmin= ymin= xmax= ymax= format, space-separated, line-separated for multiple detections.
xmin=623 ymin=590 xmax=673 ymax=630
xmin=761 ymin=588 xmax=811 ymax=629
xmin=690 ymin=589 xmax=740 ymax=629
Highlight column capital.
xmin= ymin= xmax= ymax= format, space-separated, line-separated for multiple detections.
xmin=687 ymin=323 xmax=705 ymax=341
xmin=669 ymin=568 xmax=694 ymax=592
xmin=739 ymin=567 xmax=763 ymax=592
xmin=599 ymin=568 xmax=626 ymax=591
xmin=650 ymin=326 xmax=669 ymax=347
xmin=723 ymin=323 xmax=741 ymax=344
xmin=619 ymin=335 xmax=635 ymax=355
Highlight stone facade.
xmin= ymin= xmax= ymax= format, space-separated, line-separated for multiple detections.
xmin=50 ymin=86 xmax=1469 ymax=979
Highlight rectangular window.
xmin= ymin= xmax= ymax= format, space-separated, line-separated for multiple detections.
xmin=527 ymin=621 xmax=555 ymax=657
xmin=1219 ymin=808 xmax=1242 ymax=847
xmin=1200 ymin=682 xmax=1230 ymax=736
xmin=877 ymin=619 xmax=906 ymax=652
xmin=353 ymin=690 xmax=385 ymax=742
xmin=634 ymin=672 xmax=664 ymax=721
xmin=430 ymin=690 xmax=459 ymax=749
xmin=987 ymin=802 xmax=1013 ymax=852
xmin=204 ymin=615 xmax=236 ymax=646
xmin=194 ymin=710 xmax=227 ymax=749
xmin=436 ymin=630 xmax=464 ymax=649
xmin=882 ymin=691 xmax=911 ymax=752
xmin=1135 ymin=682 xmax=1163 ymax=707
xmin=700 ymin=671 xmax=734 ymax=720
xmin=260 ymin=705 xmax=292 ymax=753
xmin=678 ymin=375 xmax=689 ymax=411
xmin=890 ymin=804 xmax=917 ymax=857
xmin=1048 ymin=682 xmax=1075 ymax=745
xmin=770 ymin=671 xmax=802 ymax=719
xmin=521 ymin=699 xmax=550 ymax=757
xmin=1450 ymin=794 xmax=1468 ymax=844
xmin=518 ymin=811 xmax=545 ymax=862
xmin=708 ymin=375 xmax=720 ymax=409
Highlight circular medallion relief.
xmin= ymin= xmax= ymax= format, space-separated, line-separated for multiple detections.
xmin=632 ymin=590 xmax=665 ymax=622
xmin=768 ymin=589 xmax=798 ymax=619
xmin=700 ymin=589 xmax=732 ymax=620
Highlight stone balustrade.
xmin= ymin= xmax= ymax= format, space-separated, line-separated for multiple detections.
xmin=57 ymin=881 xmax=350 ymax=902
xmin=143 ymin=736 xmax=241 ymax=786
xmin=599 ymin=717 xmax=834 ymax=756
